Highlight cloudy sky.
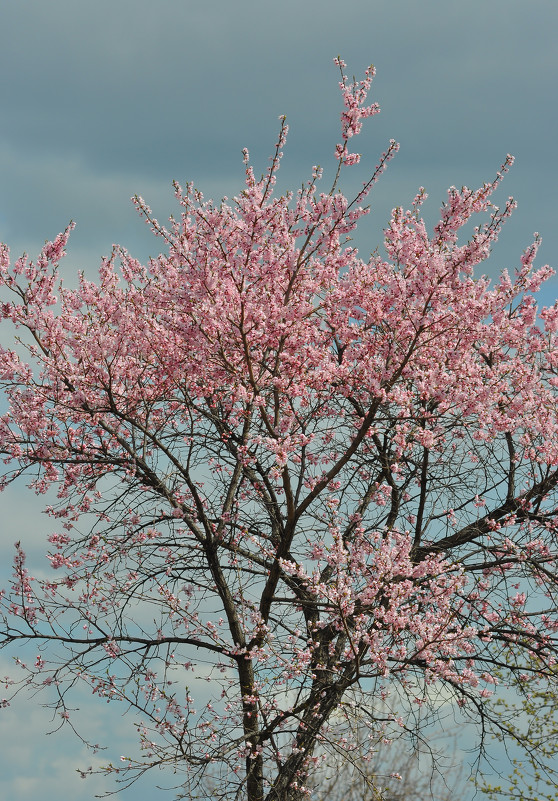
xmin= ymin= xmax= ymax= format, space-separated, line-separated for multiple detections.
xmin=0 ymin=1 xmax=557 ymax=799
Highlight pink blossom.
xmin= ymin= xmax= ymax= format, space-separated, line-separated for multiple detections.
xmin=0 ymin=57 xmax=556 ymax=801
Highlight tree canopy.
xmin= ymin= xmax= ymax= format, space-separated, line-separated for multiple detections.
xmin=1 ymin=59 xmax=557 ymax=801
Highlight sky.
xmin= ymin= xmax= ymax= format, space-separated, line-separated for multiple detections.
xmin=0 ymin=1 xmax=557 ymax=799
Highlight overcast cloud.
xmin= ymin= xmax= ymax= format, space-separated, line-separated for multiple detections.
xmin=0 ymin=2 xmax=557 ymax=799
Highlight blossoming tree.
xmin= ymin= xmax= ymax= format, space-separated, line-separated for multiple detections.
xmin=1 ymin=59 xmax=558 ymax=801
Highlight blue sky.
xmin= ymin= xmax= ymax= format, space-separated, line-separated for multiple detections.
xmin=0 ymin=1 xmax=557 ymax=799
